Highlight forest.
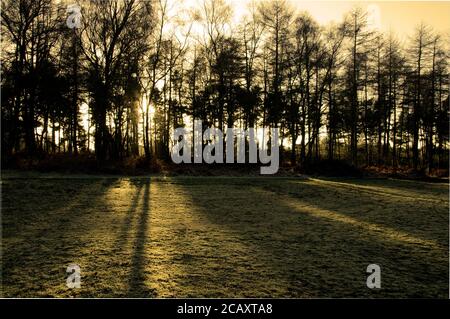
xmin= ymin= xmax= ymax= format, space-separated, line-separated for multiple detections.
xmin=1 ymin=0 xmax=449 ymax=175
xmin=2 ymin=0 xmax=449 ymax=299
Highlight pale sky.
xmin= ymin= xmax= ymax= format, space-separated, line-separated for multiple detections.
xmin=292 ymin=1 xmax=450 ymax=36
xmin=183 ymin=0 xmax=450 ymax=38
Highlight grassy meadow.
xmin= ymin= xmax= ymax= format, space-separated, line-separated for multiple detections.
xmin=1 ymin=174 xmax=448 ymax=297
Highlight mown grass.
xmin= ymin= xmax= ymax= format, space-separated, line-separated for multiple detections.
xmin=1 ymin=175 xmax=448 ymax=297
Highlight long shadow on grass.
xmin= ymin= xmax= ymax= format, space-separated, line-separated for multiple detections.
xmin=127 ymin=180 xmax=156 ymax=297
xmin=114 ymin=181 xmax=145 ymax=251
xmin=1 ymin=178 xmax=118 ymax=297
xmin=263 ymin=179 xmax=449 ymax=245
xmin=2 ymin=178 xmax=118 ymax=261
xmin=174 ymin=178 xmax=448 ymax=298
xmin=258 ymin=181 xmax=448 ymax=297
xmin=2 ymin=178 xmax=105 ymax=240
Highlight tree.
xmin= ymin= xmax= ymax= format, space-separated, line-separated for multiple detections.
xmin=345 ymin=7 xmax=373 ymax=165
xmin=1 ymin=0 xmax=58 ymax=156
xmin=80 ymin=0 xmax=153 ymax=161
xmin=408 ymin=23 xmax=433 ymax=170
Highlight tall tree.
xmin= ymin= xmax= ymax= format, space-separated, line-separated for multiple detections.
xmin=80 ymin=0 xmax=153 ymax=161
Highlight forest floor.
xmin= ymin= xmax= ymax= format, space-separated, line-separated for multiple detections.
xmin=1 ymin=173 xmax=448 ymax=297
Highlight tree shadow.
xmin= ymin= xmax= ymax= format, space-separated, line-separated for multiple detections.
xmin=263 ymin=178 xmax=449 ymax=244
xmin=127 ymin=179 xmax=156 ymax=297
xmin=114 ymin=181 xmax=145 ymax=251
xmin=2 ymin=178 xmax=118 ymax=297
xmin=172 ymin=177 xmax=448 ymax=298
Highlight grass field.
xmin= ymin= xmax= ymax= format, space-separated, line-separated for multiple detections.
xmin=1 ymin=174 xmax=448 ymax=298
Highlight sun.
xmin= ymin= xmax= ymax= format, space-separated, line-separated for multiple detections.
xmin=141 ymin=94 xmax=156 ymax=117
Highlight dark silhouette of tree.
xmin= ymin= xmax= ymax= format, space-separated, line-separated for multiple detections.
xmin=80 ymin=0 xmax=153 ymax=161
xmin=1 ymin=1 xmax=448 ymax=174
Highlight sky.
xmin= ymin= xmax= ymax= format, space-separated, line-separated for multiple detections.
xmin=183 ymin=0 xmax=450 ymax=38
xmin=293 ymin=1 xmax=450 ymax=36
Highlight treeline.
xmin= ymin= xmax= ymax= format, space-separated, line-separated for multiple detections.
xmin=1 ymin=0 xmax=449 ymax=173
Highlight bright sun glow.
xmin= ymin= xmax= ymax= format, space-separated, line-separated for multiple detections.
xmin=141 ymin=94 xmax=156 ymax=117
